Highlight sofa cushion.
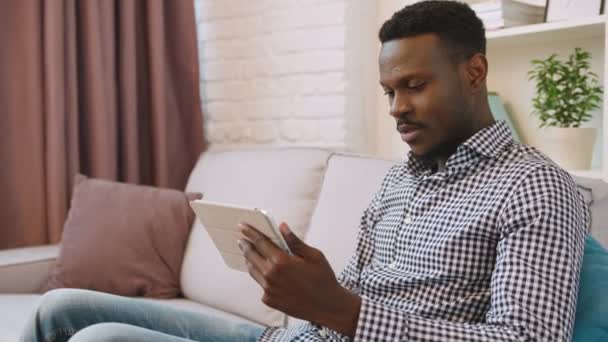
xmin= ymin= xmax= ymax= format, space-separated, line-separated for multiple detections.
xmin=181 ymin=148 xmax=330 ymax=327
xmin=0 ymin=295 xmax=41 ymax=342
xmin=573 ymin=235 xmax=608 ymax=341
xmin=289 ymin=153 xmax=396 ymax=326
xmin=45 ymin=174 xmax=201 ymax=298
xmin=0 ymin=295 xmax=256 ymax=342
xmin=304 ymin=153 xmax=397 ymax=273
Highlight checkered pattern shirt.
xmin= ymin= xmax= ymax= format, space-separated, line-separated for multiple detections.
xmin=258 ymin=121 xmax=588 ymax=342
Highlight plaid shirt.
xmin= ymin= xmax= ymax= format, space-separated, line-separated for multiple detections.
xmin=259 ymin=121 xmax=588 ymax=341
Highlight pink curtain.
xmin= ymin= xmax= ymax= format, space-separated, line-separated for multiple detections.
xmin=0 ymin=0 xmax=205 ymax=249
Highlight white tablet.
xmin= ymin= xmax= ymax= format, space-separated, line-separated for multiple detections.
xmin=189 ymin=200 xmax=292 ymax=272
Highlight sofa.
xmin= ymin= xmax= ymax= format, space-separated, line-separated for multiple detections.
xmin=0 ymin=148 xmax=606 ymax=342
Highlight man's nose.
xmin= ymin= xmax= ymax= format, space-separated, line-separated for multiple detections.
xmin=389 ymin=93 xmax=413 ymax=119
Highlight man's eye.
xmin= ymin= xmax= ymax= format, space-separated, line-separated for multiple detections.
xmin=383 ymin=90 xmax=394 ymax=97
xmin=408 ymin=83 xmax=426 ymax=91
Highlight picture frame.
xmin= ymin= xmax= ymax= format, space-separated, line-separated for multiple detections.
xmin=545 ymin=0 xmax=603 ymax=22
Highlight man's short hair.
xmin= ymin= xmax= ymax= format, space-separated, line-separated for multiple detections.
xmin=379 ymin=1 xmax=486 ymax=57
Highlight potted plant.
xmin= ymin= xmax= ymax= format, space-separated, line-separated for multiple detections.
xmin=528 ymin=47 xmax=603 ymax=170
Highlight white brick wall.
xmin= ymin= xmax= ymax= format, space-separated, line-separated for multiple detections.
xmin=195 ymin=0 xmax=378 ymax=151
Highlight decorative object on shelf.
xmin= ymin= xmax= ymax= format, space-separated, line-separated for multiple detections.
xmin=470 ymin=0 xmax=546 ymax=31
xmin=488 ymin=92 xmax=521 ymax=142
xmin=528 ymin=47 xmax=603 ymax=170
xmin=545 ymin=0 xmax=603 ymax=22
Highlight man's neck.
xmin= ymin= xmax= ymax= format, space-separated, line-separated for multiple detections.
xmin=431 ymin=116 xmax=496 ymax=173
xmin=436 ymin=159 xmax=447 ymax=173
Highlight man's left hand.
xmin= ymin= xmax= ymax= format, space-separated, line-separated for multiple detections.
xmin=238 ymin=222 xmax=361 ymax=337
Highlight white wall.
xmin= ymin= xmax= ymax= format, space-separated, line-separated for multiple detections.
xmin=194 ymin=0 xmax=378 ymax=152
xmin=195 ymin=0 xmax=577 ymax=161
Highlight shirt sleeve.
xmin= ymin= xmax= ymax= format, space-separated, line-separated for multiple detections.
xmin=353 ymin=165 xmax=588 ymax=341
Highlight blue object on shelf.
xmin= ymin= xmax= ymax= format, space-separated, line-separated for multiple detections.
xmin=488 ymin=92 xmax=521 ymax=142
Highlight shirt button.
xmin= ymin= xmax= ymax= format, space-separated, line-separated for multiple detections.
xmin=404 ymin=215 xmax=413 ymax=224
xmin=319 ymin=327 xmax=328 ymax=338
xmin=388 ymin=261 xmax=397 ymax=269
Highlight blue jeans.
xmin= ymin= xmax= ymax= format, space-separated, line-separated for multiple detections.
xmin=20 ymin=289 xmax=266 ymax=342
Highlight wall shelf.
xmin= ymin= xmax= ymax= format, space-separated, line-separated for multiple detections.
xmin=487 ymin=15 xmax=606 ymax=48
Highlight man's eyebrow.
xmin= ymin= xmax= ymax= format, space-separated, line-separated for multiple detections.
xmin=379 ymin=72 xmax=428 ymax=88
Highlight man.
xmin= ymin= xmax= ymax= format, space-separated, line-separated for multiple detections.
xmin=23 ymin=1 xmax=587 ymax=341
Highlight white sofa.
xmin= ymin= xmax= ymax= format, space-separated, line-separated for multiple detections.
xmin=0 ymin=148 xmax=606 ymax=342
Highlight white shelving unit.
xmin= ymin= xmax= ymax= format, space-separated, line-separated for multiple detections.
xmin=485 ymin=15 xmax=607 ymax=181
xmin=486 ymin=15 xmax=605 ymax=47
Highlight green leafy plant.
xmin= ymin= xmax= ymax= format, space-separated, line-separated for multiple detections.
xmin=527 ymin=47 xmax=603 ymax=128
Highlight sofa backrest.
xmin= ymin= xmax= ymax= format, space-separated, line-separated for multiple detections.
xmin=181 ymin=148 xmax=331 ymax=327
xmin=304 ymin=153 xmax=396 ymax=273
xmin=287 ymin=153 xmax=396 ymax=326
xmin=179 ymin=147 xmax=608 ymax=328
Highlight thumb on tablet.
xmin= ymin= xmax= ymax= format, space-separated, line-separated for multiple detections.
xmin=279 ymin=222 xmax=309 ymax=256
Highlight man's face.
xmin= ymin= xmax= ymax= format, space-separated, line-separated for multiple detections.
xmin=379 ymin=34 xmax=475 ymax=159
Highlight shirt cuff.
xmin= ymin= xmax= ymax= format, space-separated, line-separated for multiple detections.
xmin=354 ymin=297 xmax=407 ymax=342
xmin=257 ymin=326 xmax=284 ymax=341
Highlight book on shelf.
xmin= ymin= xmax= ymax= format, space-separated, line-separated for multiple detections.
xmin=546 ymin=0 xmax=603 ymax=22
xmin=488 ymin=92 xmax=521 ymax=142
xmin=470 ymin=0 xmax=546 ymax=30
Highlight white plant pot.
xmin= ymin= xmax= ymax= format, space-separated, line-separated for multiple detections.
xmin=540 ymin=127 xmax=597 ymax=170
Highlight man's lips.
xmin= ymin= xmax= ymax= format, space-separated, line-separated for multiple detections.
xmin=397 ymin=123 xmax=423 ymax=143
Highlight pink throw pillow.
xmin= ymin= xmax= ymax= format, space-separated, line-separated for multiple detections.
xmin=44 ymin=174 xmax=201 ymax=298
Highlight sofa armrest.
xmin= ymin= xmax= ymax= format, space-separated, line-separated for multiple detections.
xmin=0 ymin=244 xmax=59 ymax=293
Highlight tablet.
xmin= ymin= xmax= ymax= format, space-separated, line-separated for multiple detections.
xmin=189 ymin=200 xmax=292 ymax=272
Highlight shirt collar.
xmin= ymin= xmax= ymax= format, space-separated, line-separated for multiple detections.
xmin=461 ymin=120 xmax=513 ymax=159
xmin=405 ymin=120 xmax=514 ymax=177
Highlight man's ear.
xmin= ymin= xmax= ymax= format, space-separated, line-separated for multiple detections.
xmin=464 ymin=53 xmax=488 ymax=94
